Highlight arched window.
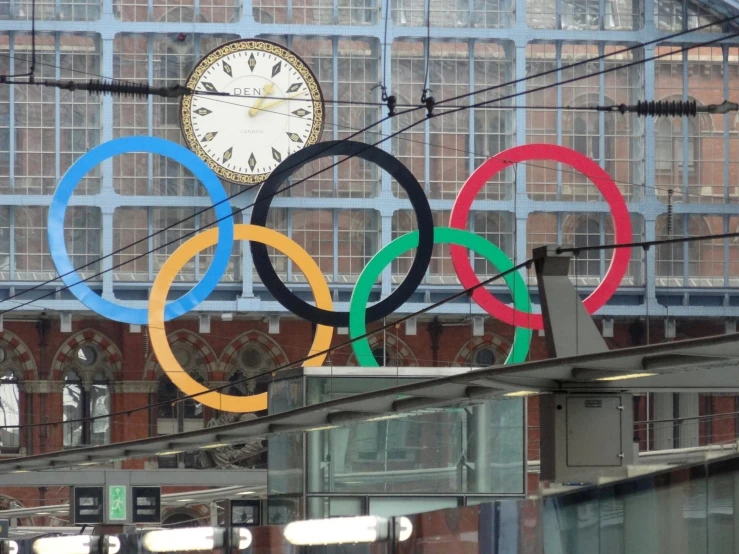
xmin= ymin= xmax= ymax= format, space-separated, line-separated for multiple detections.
xmin=0 ymin=369 xmax=20 ymax=452
xmin=471 ymin=346 xmax=497 ymax=367
xmin=61 ymin=344 xmax=112 ymax=448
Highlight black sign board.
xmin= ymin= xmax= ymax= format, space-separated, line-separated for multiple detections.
xmin=0 ymin=519 xmax=8 ymax=539
xmin=132 ymin=486 xmax=161 ymax=524
xmin=71 ymin=486 xmax=104 ymax=524
xmin=229 ymin=499 xmax=261 ymax=527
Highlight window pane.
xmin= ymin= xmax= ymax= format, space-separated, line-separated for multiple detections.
xmin=90 ymin=383 xmax=110 ymax=446
xmin=63 ymin=381 xmax=84 ymax=448
xmin=0 ymin=374 xmax=19 ymax=450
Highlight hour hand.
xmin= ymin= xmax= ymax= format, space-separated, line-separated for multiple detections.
xmin=248 ymin=83 xmax=275 ymax=117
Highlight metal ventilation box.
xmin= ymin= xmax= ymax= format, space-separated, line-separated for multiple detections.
xmin=540 ymin=393 xmax=634 ymax=483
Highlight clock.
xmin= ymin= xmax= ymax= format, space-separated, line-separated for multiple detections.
xmin=180 ymin=39 xmax=325 ymax=185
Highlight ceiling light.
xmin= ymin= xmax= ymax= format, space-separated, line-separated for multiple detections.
xmin=33 ymin=536 xmax=119 ymax=554
xmin=284 ymin=516 xmax=412 ymax=546
xmin=503 ymin=390 xmax=538 ymax=397
xmin=176 ymin=499 xmax=194 ymax=503
xmin=594 ymin=372 xmax=657 ymax=382
xmin=200 ymin=443 xmax=229 ymax=450
xmin=236 ymin=491 xmax=255 ymax=496
xmin=142 ymin=527 xmax=251 ymax=552
xmin=11 ymin=470 xmax=28 ymax=474
xmin=155 ymin=450 xmax=183 ymax=456
xmin=365 ymin=414 xmax=406 ymax=422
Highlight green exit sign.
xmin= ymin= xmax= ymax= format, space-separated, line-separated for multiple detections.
xmin=108 ymin=486 xmax=127 ymax=521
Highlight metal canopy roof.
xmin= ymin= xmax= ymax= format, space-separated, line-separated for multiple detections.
xmin=3 ymin=329 xmax=739 ymax=474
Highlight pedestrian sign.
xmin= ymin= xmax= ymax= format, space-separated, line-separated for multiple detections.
xmin=108 ymin=486 xmax=126 ymax=521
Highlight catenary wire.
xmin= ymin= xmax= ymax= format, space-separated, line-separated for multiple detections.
xmin=200 ymin=93 xmax=718 ymax=201
xmin=1 ymin=11 xmax=738 ymax=107
xmin=0 ymin=25 xmax=737 ymax=424
xmin=5 ymin=228 xmax=739 ymax=432
xmin=0 ymin=259 xmax=531 ymax=430
xmin=1 ymin=25 xmax=736 ymax=316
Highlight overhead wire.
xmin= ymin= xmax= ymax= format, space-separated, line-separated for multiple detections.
xmin=4 ymin=229 xmax=739 ymax=433
xmin=2 ymin=24 xmax=738 ymax=316
xmin=0 ymin=20 xmax=738 ymax=429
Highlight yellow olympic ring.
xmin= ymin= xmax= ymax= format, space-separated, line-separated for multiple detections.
xmin=148 ymin=224 xmax=334 ymax=413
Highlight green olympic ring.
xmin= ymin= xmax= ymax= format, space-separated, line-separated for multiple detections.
xmin=349 ymin=227 xmax=533 ymax=367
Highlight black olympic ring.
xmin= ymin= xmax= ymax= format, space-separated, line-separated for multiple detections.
xmin=250 ymin=140 xmax=434 ymax=328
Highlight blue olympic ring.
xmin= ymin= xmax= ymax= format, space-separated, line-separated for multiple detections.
xmin=48 ymin=136 xmax=235 ymax=325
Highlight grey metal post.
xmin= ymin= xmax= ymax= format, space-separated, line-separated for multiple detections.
xmin=469 ymin=403 xmax=491 ymax=493
xmin=532 ymin=245 xmax=609 ymax=358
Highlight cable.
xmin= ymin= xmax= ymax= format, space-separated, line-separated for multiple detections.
xmin=6 ymin=226 xmax=739 ymax=432
xmin=0 ymin=259 xmax=532 ymax=430
xmin=430 ymin=12 xmax=739 ymax=111
xmin=1 ymin=25 xmax=737 ymax=314
xmin=0 ymin=22 xmax=735 ymax=330
xmin=204 ymin=95 xmax=719 ymax=201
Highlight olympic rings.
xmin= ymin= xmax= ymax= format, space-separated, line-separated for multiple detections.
xmin=250 ymin=140 xmax=435 ymax=328
xmin=449 ymin=144 xmax=632 ymax=331
xmin=149 ymin=224 xmax=334 ymax=412
xmin=349 ymin=227 xmax=533 ymax=367
xmin=46 ymin=135 xmax=632 ymax=414
xmin=48 ymin=136 xmax=236 ymax=325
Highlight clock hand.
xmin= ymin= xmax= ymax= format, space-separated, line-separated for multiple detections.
xmin=248 ymin=83 xmax=275 ymax=117
xmin=254 ymin=91 xmax=306 ymax=114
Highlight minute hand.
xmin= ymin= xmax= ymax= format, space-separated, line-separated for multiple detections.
xmin=256 ymin=91 xmax=306 ymax=113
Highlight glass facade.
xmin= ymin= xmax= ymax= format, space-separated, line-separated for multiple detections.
xmin=267 ymin=369 xmax=524 ymax=522
xmin=0 ymin=0 xmax=733 ymax=318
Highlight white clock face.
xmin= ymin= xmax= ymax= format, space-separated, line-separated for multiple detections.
xmin=180 ymin=40 xmax=325 ymax=184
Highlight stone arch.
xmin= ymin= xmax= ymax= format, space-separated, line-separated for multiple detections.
xmin=143 ymin=329 xmax=217 ymax=381
xmin=0 ymin=330 xmax=37 ymax=380
xmin=453 ymin=333 xmax=513 ymax=367
xmin=220 ymin=330 xmax=289 ymax=379
xmin=345 ymin=333 xmax=418 ymax=367
xmin=51 ymin=329 xmax=122 ymax=383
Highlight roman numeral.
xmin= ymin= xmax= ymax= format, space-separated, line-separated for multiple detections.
xmin=286 ymin=132 xmax=303 ymax=144
xmin=272 ymin=148 xmax=282 ymax=163
xmin=248 ymin=153 xmax=257 ymax=171
xmin=201 ymin=82 xmax=218 ymax=93
xmin=194 ymin=107 xmax=212 ymax=116
xmin=223 ymin=147 xmax=233 ymax=163
xmin=223 ymin=61 xmax=233 ymax=77
xmin=202 ymin=132 xmax=218 ymax=142
xmin=272 ymin=62 xmax=282 ymax=77
xmin=292 ymin=108 xmax=310 ymax=118
xmin=248 ymin=53 xmax=257 ymax=72
xmin=286 ymin=83 xmax=302 ymax=93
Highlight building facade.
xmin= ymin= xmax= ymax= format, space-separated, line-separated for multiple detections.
xmin=0 ymin=0 xmax=737 ymax=525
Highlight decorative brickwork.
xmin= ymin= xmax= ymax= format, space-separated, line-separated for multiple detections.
xmin=50 ymin=328 xmax=122 ymax=383
xmin=0 ymin=329 xmax=37 ymax=380
xmin=452 ymin=333 xmax=511 ymax=367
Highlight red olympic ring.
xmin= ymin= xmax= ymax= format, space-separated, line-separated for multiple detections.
xmin=449 ymin=144 xmax=632 ymax=331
